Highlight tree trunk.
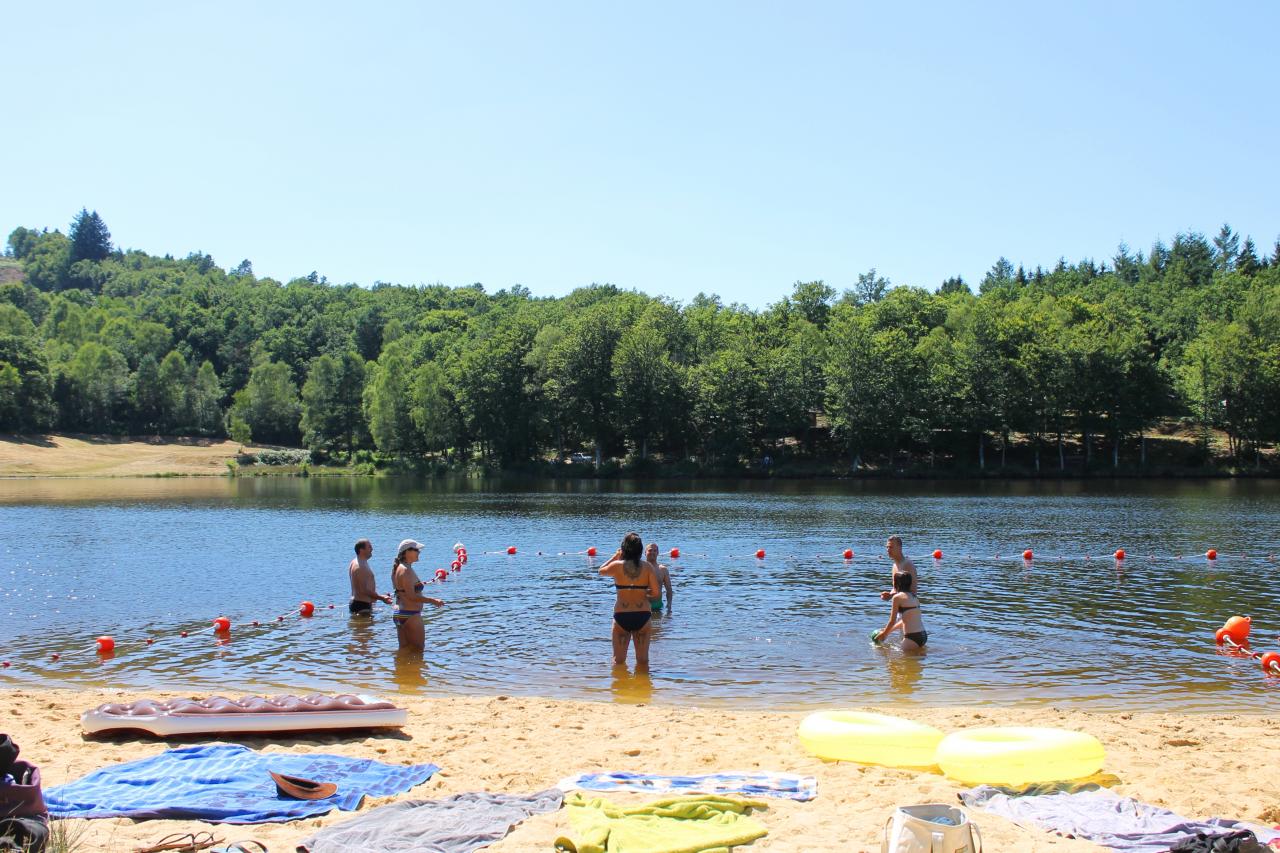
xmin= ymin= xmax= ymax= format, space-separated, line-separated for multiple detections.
xmin=1084 ymin=431 xmax=1092 ymax=467
xmin=1034 ymin=434 xmax=1040 ymax=473
xmin=1113 ymin=435 xmax=1119 ymax=469
xmin=641 ymin=436 xmax=648 ymax=460
xmin=1140 ymin=433 xmax=1146 ymax=468
xmin=1001 ymin=429 xmax=1008 ymax=469
xmin=978 ymin=432 xmax=985 ymax=470
xmin=1058 ymin=431 xmax=1065 ymax=471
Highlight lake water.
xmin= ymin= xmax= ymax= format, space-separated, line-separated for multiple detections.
xmin=1 ymin=477 xmax=1278 ymax=712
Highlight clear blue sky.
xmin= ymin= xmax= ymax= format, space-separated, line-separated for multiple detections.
xmin=4 ymin=1 xmax=1277 ymax=306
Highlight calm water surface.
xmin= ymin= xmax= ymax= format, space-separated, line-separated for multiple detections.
xmin=2 ymin=477 xmax=1278 ymax=712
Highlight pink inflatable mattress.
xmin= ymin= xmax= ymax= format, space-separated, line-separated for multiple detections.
xmin=82 ymin=694 xmax=407 ymax=736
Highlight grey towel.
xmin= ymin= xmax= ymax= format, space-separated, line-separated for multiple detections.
xmin=960 ymin=785 xmax=1280 ymax=853
xmin=297 ymin=788 xmax=563 ymax=853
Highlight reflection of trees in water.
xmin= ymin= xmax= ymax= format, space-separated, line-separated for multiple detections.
xmin=610 ymin=664 xmax=654 ymax=704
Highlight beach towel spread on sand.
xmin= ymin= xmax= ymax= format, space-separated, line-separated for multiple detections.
xmin=296 ymin=788 xmax=562 ymax=853
xmin=553 ymin=791 xmax=768 ymax=853
xmin=556 ymin=771 xmax=816 ymax=802
xmin=44 ymin=744 xmax=438 ymax=824
xmin=960 ymin=785 xmax=1280 ymax=853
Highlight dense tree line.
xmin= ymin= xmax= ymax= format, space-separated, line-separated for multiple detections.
xmin=3 ymin=211 xmax=1279 ymax=472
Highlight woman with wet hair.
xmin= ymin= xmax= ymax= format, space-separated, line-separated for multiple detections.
xmin=599 ymin=532 xmax=660 ymax=668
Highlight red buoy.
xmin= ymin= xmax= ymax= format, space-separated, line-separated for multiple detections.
xmin=146 ymin=638 xmax=154 ymax=645
xmin=454 ymin=542 xmax=465 ymax=553
xmin=755 ymin=549 xmax=766 ymax=559
xmin=95 ymin=636 xmax=115 ymax=653
xmin=669 ymin=548 xmax=680 ymax=558
xmin=1206 ymin=549 xmax=1218 ymax=560
xmin=1114 ymin=549 xmax=1126 ymax=561
xmin=932 ymin=549 xmax=943 ymax=560
xmin=50 ymin=653 xmax=60 ymax=661
xmin=587 ymin=547 xmax=597 ymax=557
xmin=434 ymin=568 xmax=448 ymax=580
xmin=459 ymin=553 xmax=468 ymax=564
xmin=1022 ymin=549 xmax=1033 ymax=561
xmin=212 ymin=617 xmax=231 ymax=633
xmin=843 ymin=549 xmax=854 ymax=560
xmin=507 ymin=546 xmax=517 ymax=555
xmin=1 ymin=661 xmax=9 ymax=668
xmin=300 ymin=601 xmax=315 ymax=617
xmin=252 ymin=620 xmax=259 ymax=627
xmin=451 ymin=560 xmax=461 ymax=571
xmin=181 ymin=630 xmax=189 ymax=637
xmin=1262 ymin=652 xmax=1280 ymax=675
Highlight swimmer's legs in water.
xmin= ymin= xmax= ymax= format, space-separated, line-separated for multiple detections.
xmin=633 ymin=624 xmax=652 ymax=670
xmin=611 ymin=621 xmax=632 ymax=666
xmin=397 ymin=614 xmax=425 ymax=652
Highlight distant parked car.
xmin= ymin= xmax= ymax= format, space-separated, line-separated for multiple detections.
xmin=568 ymin=452 xmax=594 ymax=464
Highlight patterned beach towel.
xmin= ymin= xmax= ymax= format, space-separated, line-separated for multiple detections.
xmin=45 ymin=744 xmax=438 ymax=824
xmin=556 ymin=770 xmax=817 ymax=802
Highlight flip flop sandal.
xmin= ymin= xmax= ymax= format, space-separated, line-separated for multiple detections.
xmin=210 ymin=842 xmax=269 ymax=853
xmin=133 ymin=832 xmax=222 ymax=853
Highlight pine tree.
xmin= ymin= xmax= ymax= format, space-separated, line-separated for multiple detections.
xmin=1237 ymin=237 xmax=1260 ymax=276
xmin=1213 ymin=223 xmax=1239 ymax=272
xmin=68 ymin=209 xmax=112 ymax=263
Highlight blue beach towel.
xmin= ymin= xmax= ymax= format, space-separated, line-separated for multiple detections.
xmin=556 ymin=770 xmax=817 ymax=802
xmin=45 ymin=744 xmax=438 ymax=824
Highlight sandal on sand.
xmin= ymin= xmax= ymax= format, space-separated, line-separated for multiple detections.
xmin=133 ymin=832 xmax=222 ymax=853
xmin=211 ymin=843 xmax=269 ymax=853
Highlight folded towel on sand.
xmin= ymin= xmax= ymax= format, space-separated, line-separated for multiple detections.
xmin=960 ymin=785 xmax=1280 ymax=853
xmin=45 ymin=744 xmax=438 ymax=824
xmin=297 ymin=789 xmax=563 ymax=853
xmin=557 ymin=771 xmax=816 ymax=802
xmin=553 ymin=792 xmax=768 ymax=853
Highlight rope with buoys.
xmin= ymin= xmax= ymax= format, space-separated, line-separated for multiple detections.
xmin=0 ymin=542 xmax=471 ymax=672
xmin=1215 ymin=616 xmax=1280 ymax=678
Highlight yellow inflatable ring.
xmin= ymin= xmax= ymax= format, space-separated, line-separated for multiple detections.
xmin=936 ymin=727 xmax=1105 ymax=785
xmin=798 ymin=711 xmax=944 ymax=768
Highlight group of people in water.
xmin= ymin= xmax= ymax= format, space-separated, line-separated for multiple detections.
xmin=346 ymin=532 xmax=924 ymax=662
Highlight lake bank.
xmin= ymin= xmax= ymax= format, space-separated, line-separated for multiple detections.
xmin=3 ymin=431 xmax=1277 ymax=480
xmin=14 ymin=688 xmax=1280 ymax=852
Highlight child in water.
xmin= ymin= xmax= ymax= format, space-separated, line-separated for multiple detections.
xmin=872 ymin=571 xmax=927 ymax=652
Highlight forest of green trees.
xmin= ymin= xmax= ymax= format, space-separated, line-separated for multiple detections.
xmin=2 ymin=210 xmax=1279 ymax=475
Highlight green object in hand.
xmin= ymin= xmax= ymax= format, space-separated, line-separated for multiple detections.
xmin=870 ymin=629 xmax=882 ymax=645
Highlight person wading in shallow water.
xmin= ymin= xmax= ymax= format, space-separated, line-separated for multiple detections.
xmin=881 ymin=535 xmax=919 ymax=601
xmin=873 ymin=570 xmax=928 ymax=652
xmin=599 ymin=532 xmax=660 ymax=668
xmin=391 ymin=539 xmax=444 ymax=652
xmin=348 ymin=539 xmax=392 ymax=616
xmin=645 ymin=542 xmax=673 ymax=615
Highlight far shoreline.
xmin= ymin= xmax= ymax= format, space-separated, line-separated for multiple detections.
xmin=2 ymin=432 xmax=1275 ymax=481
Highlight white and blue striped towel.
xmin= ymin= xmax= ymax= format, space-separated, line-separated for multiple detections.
xmin=556 ymin=770 xmax=817 ymax=801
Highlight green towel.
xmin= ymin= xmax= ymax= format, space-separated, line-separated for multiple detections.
xmin=553 ymin=791 xmax=768 ymax=853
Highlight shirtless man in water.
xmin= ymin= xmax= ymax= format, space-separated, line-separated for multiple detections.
xmin=880 ymin=535 xmax=918 ymax=600
xmin=348 ymin=539 xmax=392 ymax=615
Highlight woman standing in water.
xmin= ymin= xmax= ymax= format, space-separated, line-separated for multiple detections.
xmin=873 ymin=570 xmax=928 ymax=652
xmin=600 ymin=533 xmax=660 ymax=668
xmin=391 ymin=539 xmax=444 ymax=651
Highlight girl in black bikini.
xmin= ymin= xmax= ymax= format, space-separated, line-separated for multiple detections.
xmin=599 ymin=532 xmax=661 ymax=668
xmin=873 ymin=571 xmax=928 ymax=652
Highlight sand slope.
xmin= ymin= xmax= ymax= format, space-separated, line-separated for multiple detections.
xmin=9 ymin=689 xmax=1280 ymax=852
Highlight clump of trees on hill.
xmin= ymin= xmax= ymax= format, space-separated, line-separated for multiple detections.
xmin=2 ymin=209 xmax=1279 ymax=474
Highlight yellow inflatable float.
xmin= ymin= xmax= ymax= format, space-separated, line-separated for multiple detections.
xmin=797 ymin=711 xmax=944 ymax=768
xmin=936 ymin=727 xmax=1105 ymax=785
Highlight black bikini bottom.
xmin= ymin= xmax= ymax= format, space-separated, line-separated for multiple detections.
xmin=905 ymin=630 xmax=928 ymax=647
xmin=613 ymin=611 xmax=652 ymax=633
xmin=348 ymin=599 xmax=373 ymax=614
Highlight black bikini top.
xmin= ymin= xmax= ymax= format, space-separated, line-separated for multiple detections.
xmin=615 ymin=584 xmax=648 ymax=590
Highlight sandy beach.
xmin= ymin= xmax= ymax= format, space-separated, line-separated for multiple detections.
xmin=7 ymin=689 xmax=1280 ymax=852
